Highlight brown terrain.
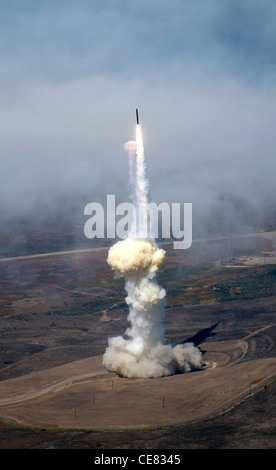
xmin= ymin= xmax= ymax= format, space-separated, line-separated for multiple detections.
xmin=0 ymin=230 xmax=275 ymax=448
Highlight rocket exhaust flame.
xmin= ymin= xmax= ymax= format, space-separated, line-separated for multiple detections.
xmin=102 ymin=111 xmax=203 ymax=378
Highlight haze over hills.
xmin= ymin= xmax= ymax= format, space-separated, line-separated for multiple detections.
xmin=1 ymin=0 xmax=276 ymax=449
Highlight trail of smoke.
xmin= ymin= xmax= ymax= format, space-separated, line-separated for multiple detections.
xmin=102 ymin=120 xmax=203 ymax=378
xmin=135 ymin=124 xmax=149 ymax=238
xmin=124 ymin=140 xmax=137 ymax=237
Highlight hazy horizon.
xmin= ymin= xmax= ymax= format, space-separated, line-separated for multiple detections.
xmin=1 ymin=1 xmax=276 ymax=243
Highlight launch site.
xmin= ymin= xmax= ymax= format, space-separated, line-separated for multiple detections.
xmin=1 ymin=1 xmax=276 ymax=451
xmin=0 ymin=223 xmax=275 ymax=448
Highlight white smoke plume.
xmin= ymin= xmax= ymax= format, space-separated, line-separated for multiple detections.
xmin=102 ymin=122 xmax=203 ymax=378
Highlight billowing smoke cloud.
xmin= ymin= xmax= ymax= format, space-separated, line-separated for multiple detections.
xmin=107 ymin=238 xmax=165 ymax=277
xmin=102 ymin=122 xmax=203 ymax=378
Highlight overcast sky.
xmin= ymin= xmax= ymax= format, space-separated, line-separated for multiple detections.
xmin=1 ymin=0 xmax=276 ymax=235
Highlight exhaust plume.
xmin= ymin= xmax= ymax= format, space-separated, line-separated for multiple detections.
xmin=103 ymin=120 xmax=203 ymax=378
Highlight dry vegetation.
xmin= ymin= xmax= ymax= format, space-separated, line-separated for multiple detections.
xmin=0 ymin=230 xmax=275 ymax=447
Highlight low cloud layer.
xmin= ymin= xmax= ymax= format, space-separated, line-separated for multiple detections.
xmin=1 ymin=1 xmax=276 ymax=237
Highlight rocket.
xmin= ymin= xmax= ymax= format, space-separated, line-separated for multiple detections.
xmin=136 ymin=108 xmax=139 ymax=125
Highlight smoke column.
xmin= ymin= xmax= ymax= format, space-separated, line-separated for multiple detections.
xmin=102 ymin=120 xmax=203 ymax=378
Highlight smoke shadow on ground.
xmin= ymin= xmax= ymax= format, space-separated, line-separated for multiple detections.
xmin=182 ymin=321 xmax=220 ymax=347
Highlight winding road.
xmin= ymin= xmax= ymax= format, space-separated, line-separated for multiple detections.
xmin=0 ymin=371 xmax=108 ymax=406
